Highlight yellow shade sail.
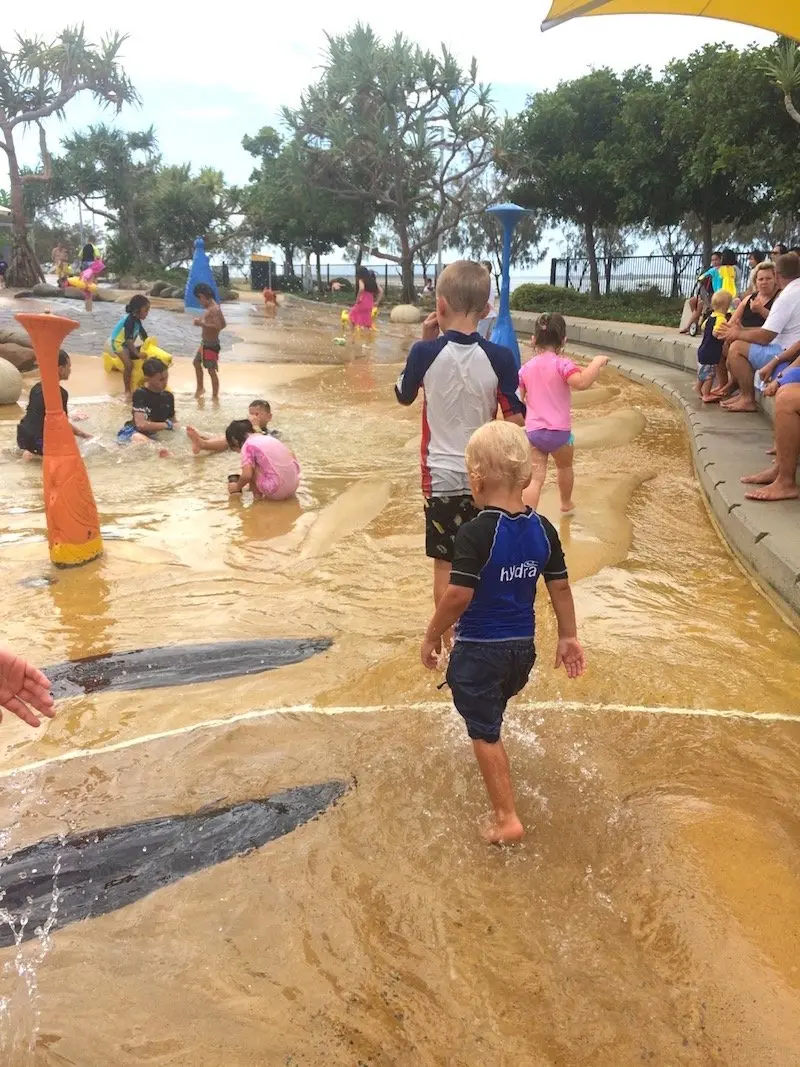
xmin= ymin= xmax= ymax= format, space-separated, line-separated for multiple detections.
xmin=542 ymin=0 xmax=799 ymax=40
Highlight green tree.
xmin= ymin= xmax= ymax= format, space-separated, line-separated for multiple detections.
xmin=0 ymin=26 xmax=138 ymax=286
xmin=242 ymin=129 xmax=372 ymax=286
xmin=502 ymin=69 xmax=629 ymax=298
xmin=284 ymin=23 xmax=497 ymax=302
xmin=763 ymin=38 xmax=800 ymax=126
xmin=454 ymin=175 xmax=544 ymax=291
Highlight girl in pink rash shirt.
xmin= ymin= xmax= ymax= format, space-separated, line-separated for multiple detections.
xmin=225 ymin=419 xmax=300 ymax=500
xmin=518 ymin=313 xmax=609 ymax=513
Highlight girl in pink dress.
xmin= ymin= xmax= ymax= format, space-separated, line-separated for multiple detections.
xmin=348 ymin=267 xmax=379 ymax=330
xmin=225 ymin=419 xmax=300 ymax=500
xmin=518 ymin=313 xmax=609 ymax=513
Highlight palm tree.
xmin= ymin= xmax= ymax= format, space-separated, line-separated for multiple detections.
xmin=0 ymin=25 xmax=139 ymax=286
xmin=763 ymin=39 xmax=800 ymax=126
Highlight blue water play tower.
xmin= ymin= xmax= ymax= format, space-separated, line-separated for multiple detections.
xmin=485 ymin=203 xmax=532 ymax=369
xmin=185 ymin=237 xmax=220 ymax=310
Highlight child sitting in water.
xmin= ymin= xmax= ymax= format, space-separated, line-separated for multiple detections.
xmin=109 ymin=295 xmax=150 ymax=398
xmin=225 ymin=418 xmax=300 ymax=500
xmin=117 ymin=358 xmax=176 ymax=452
xmin=697 ymin=289 xmax=733 ymax=402
xmin=421 ymin=421 xmax=586 ymax=844
xmin=518 ymin=313 xmax=609 ymax=513
xmin=186 ymin=399 xmax=279 ymax=454
xmin=16 ymin=352 xmax=92 ymax=459
xmin=193 ymin=283 xmax=226 ymax=400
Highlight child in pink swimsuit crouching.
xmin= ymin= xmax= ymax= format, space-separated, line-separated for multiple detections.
xmin=225 ymin=419 xmax=300 ymax=500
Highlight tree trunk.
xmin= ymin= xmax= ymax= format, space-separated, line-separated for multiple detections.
xmin=5 ymin=143 xmax=44 ymax=288
xmin=583 ymin=219 xmax=600 ymax=300
xmin=701 ymin=216 xmax=713 ymax=267
xmin=784 ymin=92 xmax=800 ymax=126
xmin=315 ymin=252 xmax=323 ymax=291
xmin=283 ymin=245 xmax=295 ymax=276
xmin=398 ymin=228 xmax=415 ymax=304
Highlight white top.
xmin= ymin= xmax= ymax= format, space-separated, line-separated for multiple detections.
xmin=764 ymin=278 xmax=800 ymax=350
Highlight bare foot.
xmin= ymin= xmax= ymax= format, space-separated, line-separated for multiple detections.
xmin=745 ymin=481 xmax=799 ymax=502
xmin=194 ymin=388 xmax=205 ymax=399
xmin=480 ymin=813 xmax=525 ymax=845
xmin=721 ymin=398 xmax=758 ymax=413
xmin=21 ymin=450 xmax=39 ymax=462
xmin=766 ymin=447 xmax=776 ymax=456
xmin=741 ymin=466 xmax=779 ymax=485
xmin=157 ymin=447 xmax=172 ymax=459
xmin=185 ymin=425 xmax=203 ymax=455
xmin=560 ymin=502 xmax=575 ymax=514
xmin=701 ymin=394 xmax=722 ymax=404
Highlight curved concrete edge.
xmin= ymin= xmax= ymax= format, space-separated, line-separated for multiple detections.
xmin=584 ymin=350 xmax=800 ymax=620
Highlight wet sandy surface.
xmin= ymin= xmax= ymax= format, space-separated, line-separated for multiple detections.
xmin=0 ymin=298 xmax=799 ymax=1066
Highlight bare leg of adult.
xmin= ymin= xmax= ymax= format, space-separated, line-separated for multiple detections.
xmin=744 ymin=386 xmax=800 ymax=501
xmin=553 ymin=443 xmax=575 ymax=513
xmin=522 ymin=448 xmax=548 ymax=510
xmin=680 ymin=296 xmax=699 ymax=334
xmin=721 ymin=342 xmax=759 ymax=412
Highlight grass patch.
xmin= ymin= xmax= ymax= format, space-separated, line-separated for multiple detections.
xmin=510 ymin=284 xmax=684 ymax=327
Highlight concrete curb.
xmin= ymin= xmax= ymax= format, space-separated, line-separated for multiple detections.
xmin=510 ymin=311 xmax=799 ymax=618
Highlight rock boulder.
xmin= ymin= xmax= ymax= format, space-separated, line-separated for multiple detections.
xmin=0 ymin=344 xmax=37 ymax=372
xmin=390 ymin=304 xmax=422 ymax=324
xmin=0 ymin=359 xmax=23 ymax=405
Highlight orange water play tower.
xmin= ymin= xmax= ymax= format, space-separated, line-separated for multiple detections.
xmin=16 ymin=312 xmax=103 ymax=568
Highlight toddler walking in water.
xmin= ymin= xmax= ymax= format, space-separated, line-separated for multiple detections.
xmin=518 ymin=313 xmax=608 ymax=512
xmin=348 ymin=267 xmax=378 ymax=334
xmin=225 ymin=419 xmax=300 ymax=500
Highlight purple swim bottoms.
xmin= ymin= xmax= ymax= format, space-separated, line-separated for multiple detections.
xmin=526 ymin=429 xmax=574 ymax=453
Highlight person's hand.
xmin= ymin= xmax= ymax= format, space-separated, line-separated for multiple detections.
xmin=421 ymin=312 xmax=440 ymax=342
xmin=165 ymin=420 xmax=174 ymax=431
xmin=594 ymin=356 xmax=610 ymax=369
xmin=718 ymin=322 xmax=736 ymax=341
xmin=763 ymin=379 xmax=780 ymax=398
xmin=228 ymin=481 xmax=242 ymax=495
xmin=758 ymin=363 xmax=775 ymax=383
xmin=554 ymin=636 xmax=586 ymax=679
xmin=193 ymin=317 xmax=202 ymax=326
xmin=420 ymin=635 xmax=442 ymax=670
xmin=0 ymin=649 xmax=55 ymax=728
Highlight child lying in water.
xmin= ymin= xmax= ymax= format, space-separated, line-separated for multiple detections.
xmin=225 ymin=419 xmax=300 ymax=501
xmin=116 ymin=358 xmax=175 ymax=455
xmin=185 ymin=399 xmax=279 ymax=454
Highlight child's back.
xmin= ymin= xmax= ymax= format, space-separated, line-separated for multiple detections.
xmin=242 ymin=433 xmax=300 ymax=500
xmin=519 ymin=351 xmax=578 ymax=432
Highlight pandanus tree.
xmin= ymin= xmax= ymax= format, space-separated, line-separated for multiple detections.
xmin=0 ymin=25 xmax=138 ymax=287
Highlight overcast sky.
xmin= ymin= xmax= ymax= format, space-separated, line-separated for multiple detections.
xmin=1 ymin=4 xmax=775 ymax=263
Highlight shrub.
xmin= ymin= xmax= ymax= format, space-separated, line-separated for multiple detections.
xmin=330 ymin=276 xmax=353 ymax=292
xmin=510 ymin=284 xmax=685 ymax=327
xmin=271 ymin=274 xmax=305 ymax=294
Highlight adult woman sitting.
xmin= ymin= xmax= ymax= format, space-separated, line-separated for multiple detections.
xmin=710 ymin=261 xmax=779 ymax=399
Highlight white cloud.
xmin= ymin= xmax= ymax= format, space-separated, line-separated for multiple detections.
xmin=170 ymin=106 xmax=237 ymax=121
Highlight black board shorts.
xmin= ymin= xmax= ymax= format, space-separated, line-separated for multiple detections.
xmin=424 ymin=494 xmax=479 ymax=562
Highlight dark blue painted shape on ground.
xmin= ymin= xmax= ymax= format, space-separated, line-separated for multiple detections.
xmin=45 ymin=638 xmax=333 ymax=699
xmin=0 ymin=780 xmax=348 ymax=947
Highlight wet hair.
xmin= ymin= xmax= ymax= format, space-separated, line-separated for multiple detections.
xmin=248 ymin=399 xmax=271 ymax=413
xmin=466 ymin=421 xmax=532 ymax=490
xmin=436 ymin=261 xmax=491 ymax=316
xmin=720 ymin=248 xmax=737 ymax=267
xmin=711 ymin=289 xmax=732 ymax=313
xmin=142 ymin=358 xmax=167 ymax=378
xmin=773 ymin=243 xmax=789 ymax=256
xmin=194 ymin=283 xmax=215 ymax=300
xmin=58 ymin=351 xmax=70 ymax=368
xmin=776 ymin=252 xmax=800 ymax=282
xmin=533 ymin=312 xmax=567 ymax=352
xmin=225 ymin=418 xmax=255 ymax=450
xmin=125 ymin=295 xmax=150 ymax=316
xmin=356 ymin=267 xmax=379 ymax=296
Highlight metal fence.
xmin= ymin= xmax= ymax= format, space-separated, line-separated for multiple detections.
xmin=266 ymin=261 xmax=437 ymax=292
xmin=549 ymin=253 xmax=753 ymax=298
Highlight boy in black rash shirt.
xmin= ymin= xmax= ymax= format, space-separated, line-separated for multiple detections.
xmin=16 ymin=352 xmax=91 ymax=459
xmin=421 ymin=421 xmax=586 ymax=845
xmin=117 ymin=358 xmax=176 ymax=452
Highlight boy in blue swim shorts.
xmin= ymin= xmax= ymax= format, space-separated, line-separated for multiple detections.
xmin=421 ymin=420 xmax=587 ymax=844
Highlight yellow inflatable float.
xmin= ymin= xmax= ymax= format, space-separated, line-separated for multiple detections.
xmin=103 ymin=337 xmax=174 ymax=391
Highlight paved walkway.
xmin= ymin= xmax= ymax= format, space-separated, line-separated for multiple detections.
xmin=511 ymin=310 xmax=799 ymax=618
